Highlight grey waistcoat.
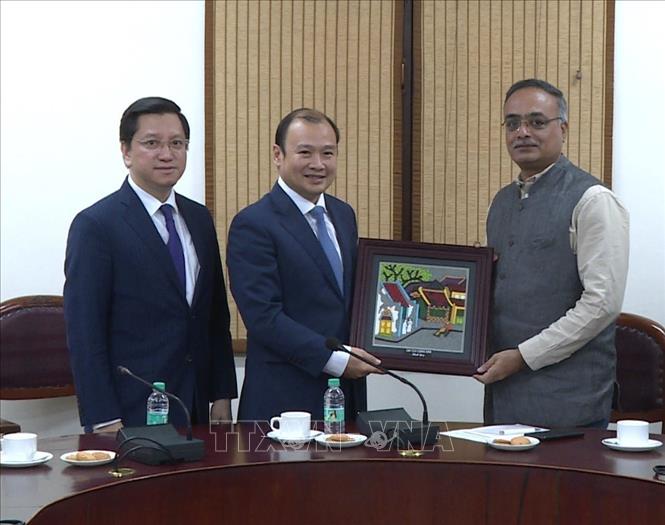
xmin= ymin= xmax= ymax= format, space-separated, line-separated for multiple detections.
xmin=485 ymin=155 xmax=615 ymax=427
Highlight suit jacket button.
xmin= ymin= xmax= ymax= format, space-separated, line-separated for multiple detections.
xmin=185 ymin=354 xmax=193 ymax=363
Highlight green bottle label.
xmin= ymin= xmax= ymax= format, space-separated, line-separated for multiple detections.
xmin=147 ymin=412 xmax=168 ymax=425
xmin=324 ymin=406 xmax=344 ymax=423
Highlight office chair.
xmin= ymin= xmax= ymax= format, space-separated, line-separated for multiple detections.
xmin=611 ymin=312 xmax=665 ymax=428
xmin=0 ymin=295 xmax=75 ymax=400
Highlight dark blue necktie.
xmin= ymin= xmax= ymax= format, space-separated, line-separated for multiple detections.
xmin=310 ymin=206 xmax=343 ymax=293
xmin=160 ymin=204 xmax=186 ymax=293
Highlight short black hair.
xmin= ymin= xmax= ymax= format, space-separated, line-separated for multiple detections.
xmin=119 ymin=96 xmax=190 ymax=145
xmin=504 ymin=79 xmax=568 ymax=122
xmin=274 ymin=108 xmax=340 ymax=153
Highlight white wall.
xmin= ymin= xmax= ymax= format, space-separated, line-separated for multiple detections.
xmin=0 ymin=0 xmax=206 ymax=436
xmin=1 ymin=0 xmax=663 ymax=437
xmin=0 ymin=0 xmax=205 ymax=301
xmin=612 ymin=0 xmax=665 ymax=323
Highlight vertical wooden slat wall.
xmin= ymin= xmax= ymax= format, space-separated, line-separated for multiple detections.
xmin=416 ymin=0 xmax=611 ymax=245
xmin=207 ymin=0 xmax=397 ymax=340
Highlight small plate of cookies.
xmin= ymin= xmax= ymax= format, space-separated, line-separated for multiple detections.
xmin=314 ymin=433 xmax=368 ymax=448
xmin=487 ymin=435 xmax=540 ymax=451
xmin=60 ymin=450 xmax=116 ymax=466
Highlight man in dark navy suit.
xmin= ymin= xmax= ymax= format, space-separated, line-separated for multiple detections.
xmin=64 ymin=97 xmax=237 ymax=432
xmin=227 ymin=108 xmax=380 ymax=422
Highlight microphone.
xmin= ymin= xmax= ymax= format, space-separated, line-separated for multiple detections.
xmin=117 ymin=366 xmax=193 ymax=440
xmin=115 ymin=366 xmax=204 ymax=465
xmin=326 ymin=338 xmax=430 ymax=423
xmin=326 ymin=338 xmax=440 ymax=448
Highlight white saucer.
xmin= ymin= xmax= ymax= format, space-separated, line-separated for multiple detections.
xmin=314 ymin=433 xmax=368 ymax=448
xmin=0 ymin=450 xmax=53 ymax=468
xmin=487 ymin=436 xmax=540 ymax=451
xmin=60 ymin=450 xmax=116 ymax=466
xmin=267 ymin=430 xmax=322 ymax=444
xmin=601 ymin=438 xmax=663 ymax=452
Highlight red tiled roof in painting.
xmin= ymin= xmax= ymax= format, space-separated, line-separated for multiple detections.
xmin=383 ymin=282 xmax=411 ymax=307
xmin=441 ymin=276 xmax=466 ymax=293
xmin=418 ymin=288 xmax=448 ymax=307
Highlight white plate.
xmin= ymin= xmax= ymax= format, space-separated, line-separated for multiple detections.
xmin=0 ymin=450 xmax=53 ymax=468
xmin=267 ymin=430 xmax=322 ymax=444
xmin=314 ymin=433 xmax=368 ymax=448
xmin=60 ymin=450 xmax=117 ymax=466
xmin=601 ymin=438 xmax=663 ymax=452
xmin=487 ymin=436 xmax=540 ymax=451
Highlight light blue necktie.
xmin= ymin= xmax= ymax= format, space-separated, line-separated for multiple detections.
xmin=310 ymin=206 xmax=343 ymax=293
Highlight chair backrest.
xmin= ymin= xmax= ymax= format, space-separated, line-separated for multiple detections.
xmin=611 ymin=312 xmax=665 ymax=426
xmin=0 ymin=295 xmax=75 ymax=399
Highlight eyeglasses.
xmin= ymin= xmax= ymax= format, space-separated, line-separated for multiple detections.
xmin=502 ymin=114 xmax=563 ymax=132
xmin=135 ymin=138 xmax=189 ymax=152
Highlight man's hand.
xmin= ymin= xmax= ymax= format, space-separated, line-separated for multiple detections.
xmin=342 ymin=346 xmax=383 ymax=379
xmin=210 ymin=398 xmax=232 ymax=424
xmin=94 ymin=421 xmax=123 ymax=433
xmin=473 ymin=348 xmax=526 ymax=384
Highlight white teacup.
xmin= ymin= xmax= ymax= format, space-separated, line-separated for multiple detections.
xmin=616 ymin=419 xmax=649 ymax=445
xmin=269 ymin=411 xmax=311 ymax=438
xmin=0 ymin=432 xmax=38 ymax=461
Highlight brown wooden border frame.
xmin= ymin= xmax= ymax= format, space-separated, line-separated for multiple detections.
xmin=603 ymin=0 xmax=615 ymax=188
xmin=204 ymin=0 xmax=216 ymax=216
xmin=350 ymin=238 xmax=492 ymax=375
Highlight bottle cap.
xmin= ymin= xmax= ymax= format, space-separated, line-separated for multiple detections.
xmin=328 ymin=378 xmax=340 ymax=387
xmin=152 ymin=381 xmax=166 ymax=392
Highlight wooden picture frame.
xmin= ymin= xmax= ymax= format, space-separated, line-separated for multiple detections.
xmin=350 ymin=238 xmax=493 ymax=375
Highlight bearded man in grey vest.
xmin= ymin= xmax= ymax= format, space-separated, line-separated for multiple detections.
xmin=473 ymin=79 xmax=629 ymax=429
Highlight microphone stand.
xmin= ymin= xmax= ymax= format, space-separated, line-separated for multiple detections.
xmin=117 ymin=366 xmax=193 ymax=440
xmin=326 ymin=339 xmax=440 ymax=448
xmin=113 ymin=366 xmax=205 ymax=465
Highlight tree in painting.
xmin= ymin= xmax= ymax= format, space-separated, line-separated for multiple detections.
xmin=381 ymin=263 xmax=432 ymax=287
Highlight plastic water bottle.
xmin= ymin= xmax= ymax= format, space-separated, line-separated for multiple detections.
xmin=323 ymin=378 xmax=345 ymax=434
xmin=146 ymin=381 xmax=169 ymax=425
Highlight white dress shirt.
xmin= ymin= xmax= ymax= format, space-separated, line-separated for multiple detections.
xmin=277 ymin=177 xmax=350 ymax=376
xmin=513 ymin=164 xmax=630 ymax=370
xmin=128 ymin=176 xmax=200 ymax=306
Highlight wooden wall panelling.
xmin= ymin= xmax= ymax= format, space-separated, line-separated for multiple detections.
xmin=415 ymin=0 xmax=612 ymax=245
xmin=567 ymin=0 xmax=581 ymax=165
xmin=466 ymin=0 xmax=480 ymax=246
xmin=486 ymin=0 xmax=504 ymax=230
xmin=206 ymin=0 xmax=399 ymax=341
xmin=476 ymin=1 xmax=491 ymax=245
xmin=603 ymin=0 xmax=615 ymax=189
xmin=591 ymin=0 xmax=608 ymax=180
xmin=206 ymin=0 xmax=612 ymax=340
xmin=410 ymin=0 xmax=426 ymax=240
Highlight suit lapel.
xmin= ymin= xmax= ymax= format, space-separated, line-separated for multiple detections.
xmin=118 ymin=180 xmax=188 ymax=303
xmin=269 ymin=185 xmax=344 ymax=299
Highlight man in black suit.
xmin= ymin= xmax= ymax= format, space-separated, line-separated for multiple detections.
xmin=64 ymin=97 xmax=237 ymax=432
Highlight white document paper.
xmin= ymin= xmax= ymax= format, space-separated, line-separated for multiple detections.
xmin=440 ymin=424 xmax=549 ymax=443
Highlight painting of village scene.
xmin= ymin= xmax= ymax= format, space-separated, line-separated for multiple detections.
xmin=372 ymin=261 xmax=470 ymax=354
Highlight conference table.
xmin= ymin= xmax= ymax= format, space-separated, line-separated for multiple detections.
xmin=1 ymin=422 xmax=663 ymax=524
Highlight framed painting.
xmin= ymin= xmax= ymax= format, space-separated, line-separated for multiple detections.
xmin=350 ymin=238 xmax=493 ymax=375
